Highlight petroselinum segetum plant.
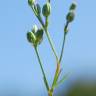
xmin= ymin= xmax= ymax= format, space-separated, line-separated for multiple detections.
xmin=26 ymin=0 xmax=77 ymax=96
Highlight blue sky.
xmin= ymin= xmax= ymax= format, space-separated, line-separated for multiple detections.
xmin=0 ymin=0 xmax=96 ymax=96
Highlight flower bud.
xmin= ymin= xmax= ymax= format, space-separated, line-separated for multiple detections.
xmin=70 ymin=2 xmax=77 ymax=10
xmin=28 ymin=0 xmax=35 ymax=6
xmin=27 ymin=32 xmax=36 ymax=44
xmin=34 ymin=4 xmax=41 ymax=15
xmin=66 ymin=11 xmax=75 ymax=23
xmin=35 ymin=28 xmax=44 ymax=44
xmin=32 ymin=25 xmax=38 ymax=33
xmin=42 ymin=2 xmax=51 ymax=17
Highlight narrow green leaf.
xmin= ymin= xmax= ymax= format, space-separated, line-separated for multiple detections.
xmin=54 ymin=73 xmax=70 ymax=88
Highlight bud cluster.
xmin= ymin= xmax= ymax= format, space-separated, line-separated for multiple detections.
xmin=28 ymin=0 xmax=51 ymax=17
xmin=64 ymin=2 xmax=77 ymax=33
xmin=66 ymin=2 xmax=77 ymax=23
xmin=27 ymin=25 xmax=44 ymax=47
xmin=27 ymin=0 xmax=51 ymax=47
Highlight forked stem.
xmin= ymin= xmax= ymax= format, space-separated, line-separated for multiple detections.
xmin=48 ymin=89 xmax=53 ymax=96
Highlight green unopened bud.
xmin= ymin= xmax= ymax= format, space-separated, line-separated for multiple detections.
xmin=28 ymin=0 xmax=35 ymax=6
xmin=66 ymin=11 xmax=75 ymax=23
xmin=42 ymin=2 xmax=51 ymax=17
xmin=35 ymin=28 xmax=44 ymax=44
xmin=70 ymin=2 xmax=77 ymax=10
xmin=27 ymin=32 xmax=36 ymax=45
xmin=32 ymin=25 xmax=38 ymax=33
xmin=34 ymin=4 xmax=41 ymax=15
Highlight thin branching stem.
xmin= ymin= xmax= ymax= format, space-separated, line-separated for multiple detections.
xmin=59 ymin=34 xmax=66 ymax=63
xmin=45 ymin=16 xmax=59 ymax=62
xmin=59 ymin=21 xmax=69 ymax=63
xmin=45 ymin=28 xmax=59 ymax=62
xmin=51 ymin=21 xmax=69 ymax=90
xmin=34 ymin=47 xmax=49 ymax=91
xmin=27 ymin=1 xmax=76 ymax=96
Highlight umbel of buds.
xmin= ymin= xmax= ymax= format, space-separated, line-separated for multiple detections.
xmin=42 ymin=2 xmax=51 ymax=17
xmin=64 ymin=2 xmax=76 ymax=33
xmin=27 ymin=25 xmax=44 ymax=46
xmin=28 ymin=0 xmax=35 ymax=6
xmin=66 ymin=2 xmax=76 ymax=23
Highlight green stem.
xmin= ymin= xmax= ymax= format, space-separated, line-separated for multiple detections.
xmin=59 ymin=21 xmax=69 ymax=63
xmin=51 ymin=63 xmax=60 ymax=89
xmin=45 ymin=28 xmax=58 ymax=62
xmin=44 ymin=17 xmax=60 ymax=94
xmin=48 ymin=89 xmax=53 ymax=96
xmin=45 ymin=17 xmax=58 ymax=62
xmin=59 ymin=33 xmax=66 ymax=63
xmin=34 ymin=47 xmax=49 ymax=91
